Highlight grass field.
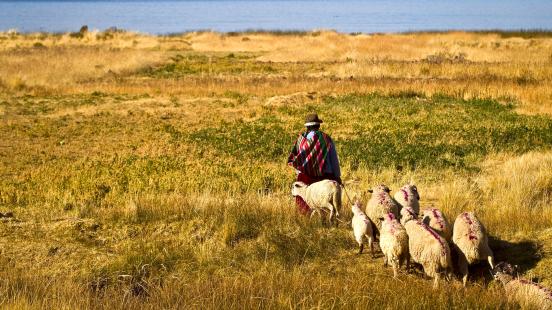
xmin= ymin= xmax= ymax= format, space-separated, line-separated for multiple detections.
xmin=1 ymin=29 xmax=552 ymax=309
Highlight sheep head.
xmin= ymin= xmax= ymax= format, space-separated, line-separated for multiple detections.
xmin=492 ymin=262 xmax=519 ymax=284
xmin=368 ymin=184 xmax=391 ymax=194
xmin=400 ymin=184 xmax=420 ymax=201
xmin=291 ymin=181 xmax=308 ymax=198
xmin=351 ymin=201 xmax=363 ymax=215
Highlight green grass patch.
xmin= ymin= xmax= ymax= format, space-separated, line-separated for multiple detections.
xmin=189 ymin=94 xmax=552 ymax=171
xmin=146 ymin=53 xmax=279 ymax=77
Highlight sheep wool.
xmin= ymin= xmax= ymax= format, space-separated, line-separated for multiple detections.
xmin=380 ymin=212 xmax=409 ymax=278
xmin=494 ymin=263 xmax=552 ymax=309
xmin=351 ymin=202 xmax=375 ymax=256
xmin=365 ymin=184 xmax=400 ymax=234
xmin=421 ymin=208 xmax=452 ymax=242
xmin=404 ymin=219 xmax=452 ymax=288
xmin=400 ymin=206 xmax=418 ymax=226
xmin=292 ymin=180 xmax=342 ymax=226
xmin=453 ymin=211 xmax=494 ymax=286
xmin=394 ymin=184 xmax=420 ymax=215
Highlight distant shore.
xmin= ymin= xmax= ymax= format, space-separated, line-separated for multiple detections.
xmin=3 ymin=27 xmax=552 ymax=38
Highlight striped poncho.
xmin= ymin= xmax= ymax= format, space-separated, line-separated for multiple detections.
xmin=287 ymin=130 xmax=333 ymax=177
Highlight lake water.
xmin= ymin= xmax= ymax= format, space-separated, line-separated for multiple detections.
xmin=1 ymin=0 xmax=552 ymax=34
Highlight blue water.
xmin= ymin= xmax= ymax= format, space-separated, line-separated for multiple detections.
xmin=1 ymin=0 xmax=552 ymax=34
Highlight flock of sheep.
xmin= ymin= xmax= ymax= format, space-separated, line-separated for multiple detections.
xmin=292 ymin=180 xmax=552 ymax=309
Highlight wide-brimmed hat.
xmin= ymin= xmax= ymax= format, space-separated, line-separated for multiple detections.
xmin=304 ymin=113 xmax=323 ymax=127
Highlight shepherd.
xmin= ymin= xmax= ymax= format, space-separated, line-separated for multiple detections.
xmin=287 ymin=113 xmax=342 ymax=214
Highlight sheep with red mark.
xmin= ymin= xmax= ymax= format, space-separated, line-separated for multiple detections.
xmin=394 ymin=184 xmax=420 ymax=215
xmin=379 ymin=212 xmax=409 ymax=278
xmin=452 ymin=211 xmax=494 ymax=286
xmin=492 ymin=262 xmax=552 ymax=309
xmin=400 ymin=206 xmax=418 ymax=225
xmin=403 ymin=217 xmax=453 ymax=288
xmin=421 ymin=208 xmax=452 ymax=242
xmin=365 ymin=184 xmax=400 ymax=235
xmin=292 ymin=180 xmax=342 ymax=226
xmin=351 ymin=202 xmax=375 ymax=256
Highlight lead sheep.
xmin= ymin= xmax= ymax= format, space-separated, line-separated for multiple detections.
xmin=421 ymin=208 xmax=452 ymax=242
xmin=403 ymin=217 xmax=453 ymax=288
xmin=394 ymin=184 xmax=420 ymax=215
xmin=452 ymin=211 xmax=494 ymax=286
xmin=379 ymin=212 xmax=409 ymax=278
xmin=492 ymin=262 xmax=552 ymax=309
xmin=351 ymin=202 xmax=375 ymax=256
xmin=291 ymin=180 xmax=342 ymax=226
xmin=365 ymin=184 xmax=400 ymax=235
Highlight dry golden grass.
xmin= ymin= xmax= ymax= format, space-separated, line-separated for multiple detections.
xmin=1 ymin=30 xmax=552 ymax=309
xmin=1 ymin=30 xmax=552 ymax=113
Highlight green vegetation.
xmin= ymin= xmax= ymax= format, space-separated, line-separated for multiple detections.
xmin=146 ymin=53 xmax=279 ymax=77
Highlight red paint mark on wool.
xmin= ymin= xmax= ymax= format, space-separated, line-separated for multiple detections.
xmin=417 ymin=221 xmax=447 ymax=256
xmin=385 ymin=213 xmax=398 ymax=235
xmin=463 ymin=212 xmax=473 ymax=225
xmin=378 ymin=192 xmax=387 ymax=205
xmin=401 ymin=189 xmax=409 ymax=202
xmin=431 ymin=209 xmax=445 ymax=230
xmin=463 ymin=212 xmax=478 ymax=241
xmin=405 ymin=208 xmax=416 ymax=217
xmin=519 ymin=279 xmax=552 ymax=300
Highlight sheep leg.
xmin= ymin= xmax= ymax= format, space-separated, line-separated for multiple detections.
xmin=433 ymin=274 xmax=440 ymax=289
xmin=310 ymin=209 xmax=318 ymax=220
xmin=358 ymin=243 xmax=364 ymax=254
xmin=458 ymin=254 xmax=469 ymax=287
xmin=315 ymin=209 xmax=326 ymax=225
xmin=332 ymin=203 xmax=340 ymax=228
xmin=383 ymin=255 xmax=388 ymax=267
xmin=392 ymin=260 xmax=399 ymax=278
xmin=367 ymin=236 xmax=375 ymax=258
xmin=325 ymin=204 xmax=335 ymax=227
xmin=487 ymin=256 xmax=495 ymax=269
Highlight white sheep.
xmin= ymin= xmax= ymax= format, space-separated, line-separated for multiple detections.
xmin=292 ymin=180 xmax=342 ymax=226
xmin=421 ymin=208 xmax=452 ymax=242
xmin=351 ymin=202 xmax=375 ymax=256
xmin=379 ymin=212 xmax=409 ymax=278
xmin=493 ymin=262 xmax=552 ymax=309
xmin=400 ymin=206 xmax=418 ymax=226
xmin=394 ymin=184 xmax=420 ymax=215
xmin=365 ymin=184 xmax=400 ymax=235
xmin=403 ymin=218 xmax=453 ymax=288
xmin=452 ymin=211 xmax=494 ymax=286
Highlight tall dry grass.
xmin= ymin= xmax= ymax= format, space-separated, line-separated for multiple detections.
xmin=1 ymin=30 xmax=552 ymax=309
xmin=1 ymin=30 xmax=552 ymax=114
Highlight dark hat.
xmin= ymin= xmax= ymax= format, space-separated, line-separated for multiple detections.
xmin=304 ymin=113 xmax=323 ymax=126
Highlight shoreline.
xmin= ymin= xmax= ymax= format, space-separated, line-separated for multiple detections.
xmin=2 ymin=27 xmax=552 ymax=37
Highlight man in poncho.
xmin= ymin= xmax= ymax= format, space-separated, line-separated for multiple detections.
xmin=287 ymin=113 xmax=342 ymax=214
